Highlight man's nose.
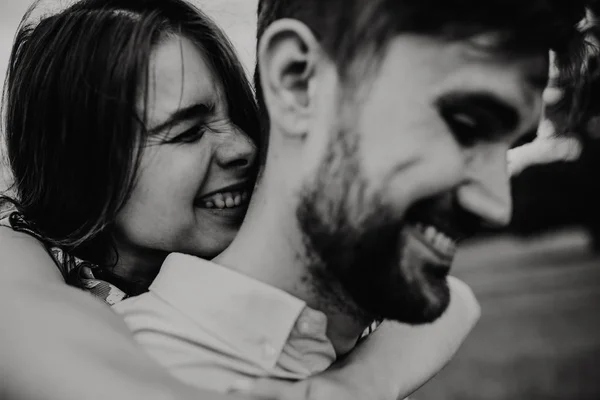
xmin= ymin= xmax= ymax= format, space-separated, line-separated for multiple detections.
xmin=215 ymin=128 xmax=257 ymax=171
xmin=456 ymin=146 xmax=512 ymax=228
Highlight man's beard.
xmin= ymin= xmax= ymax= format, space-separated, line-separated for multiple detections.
xmin=296 ymin=124 xmax=451 ymax=325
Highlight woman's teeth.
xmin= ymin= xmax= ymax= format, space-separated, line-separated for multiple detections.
xmin=200 ymin=191 xmax=249 ymax=209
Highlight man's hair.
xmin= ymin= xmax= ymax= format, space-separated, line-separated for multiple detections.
xmin=1 ymin=0 xmax=260 ymax=264
xmin=255 ymin=0 xmax=595 ymax=140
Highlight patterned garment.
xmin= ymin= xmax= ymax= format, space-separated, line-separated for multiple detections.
xmin=4 ymin=212 xmax=128 ymax=306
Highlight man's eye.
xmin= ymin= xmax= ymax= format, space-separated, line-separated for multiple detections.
xmin=169 ymin=125 xmax=206 ymax=144
xmin=442 ymin=112 xmax=481 ymax=147
xmin=436 ymin=93 xmax=519 ymax=147
xmin=440 ymin=107 xmax=501 ymax=147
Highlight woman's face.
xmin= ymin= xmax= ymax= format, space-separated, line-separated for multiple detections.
xmin=115 ymin=35 xmax=257 ymax=259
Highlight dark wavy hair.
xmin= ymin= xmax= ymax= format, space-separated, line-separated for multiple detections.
xmin=1 ymin=0 xmax=260 ymax=264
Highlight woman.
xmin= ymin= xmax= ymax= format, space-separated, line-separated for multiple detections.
xmin=2 ymin=0 xmax=261 ymax=301
xmin=0 ymin=1 xmax=478 ymax=399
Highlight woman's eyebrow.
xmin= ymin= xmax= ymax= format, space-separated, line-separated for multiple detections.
xmin=148 ymin=103 xmax=215 ymax=135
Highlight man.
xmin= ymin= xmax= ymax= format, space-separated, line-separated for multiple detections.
xmin=0 ymin=1 xmax=477 ymax=400
xmin=114 ymin=0 xmax=589 ymax=396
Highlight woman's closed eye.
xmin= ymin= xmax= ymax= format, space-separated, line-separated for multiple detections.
xmin=168 ymin=124 xmax=207 ymax=144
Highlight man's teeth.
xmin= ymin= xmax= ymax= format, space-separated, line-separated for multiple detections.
xmin=201 ymin=191 xmax=249 ymax=209
xmin=415 ymin=223 xmax=457 ymax=255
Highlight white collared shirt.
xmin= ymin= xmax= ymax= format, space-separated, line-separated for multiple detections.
xmin=113 ymin=253 xmax=336 ymax=393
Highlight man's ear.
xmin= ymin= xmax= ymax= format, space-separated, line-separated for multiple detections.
xmin=258 ymin=19 xmax=320 ymax=138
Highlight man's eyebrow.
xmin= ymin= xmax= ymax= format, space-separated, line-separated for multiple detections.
xmin=148 ymin=103 xmax=215 ymax=135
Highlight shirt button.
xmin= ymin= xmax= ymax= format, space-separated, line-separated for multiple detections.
xmin=297 ymin=310 xmax=326 ymax=335
xmin=298 ymin=320 xmax=312 ymax=335
xmin=263 ymin=342 xmax=277 ymax=358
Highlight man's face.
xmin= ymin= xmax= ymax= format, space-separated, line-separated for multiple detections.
xmin=298 ymin=33 xmax=547 ymax=324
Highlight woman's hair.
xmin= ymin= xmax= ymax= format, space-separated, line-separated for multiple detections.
xmin=1 ymin=0 xmax=260 ymax=263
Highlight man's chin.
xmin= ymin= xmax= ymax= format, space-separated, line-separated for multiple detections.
xmin=380 ymin=278 xmax=451 ymax=324
xmin=381 ymin=227 xmax=454 ymax=324
xmin=330 ymin=234 xmax=454 ymax=325
xmin=400 ymin=287 xmax=451 ymax=324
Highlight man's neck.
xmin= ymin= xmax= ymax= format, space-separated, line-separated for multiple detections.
xmin=213 ymin=165 xmax=368 ymax=355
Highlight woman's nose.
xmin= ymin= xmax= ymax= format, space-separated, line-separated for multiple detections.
xmin=215 ymin=128 xmax=257 ymax=171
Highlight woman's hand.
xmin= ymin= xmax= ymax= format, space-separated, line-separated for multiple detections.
xmin=508 ymin=55 xmax=584 ymax=177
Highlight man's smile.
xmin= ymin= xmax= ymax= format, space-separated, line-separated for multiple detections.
xmin=409 ymin=222 xmax=457 ymax=262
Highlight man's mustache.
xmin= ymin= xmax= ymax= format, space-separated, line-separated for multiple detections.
xmin=404 ymin=193 xmax=483 ymax=242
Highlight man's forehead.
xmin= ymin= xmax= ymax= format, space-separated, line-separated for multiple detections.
xmin=379 ymin=32 xmax=548 ymax=78
xmin=351 ymin=31 xmax=548 ymax=136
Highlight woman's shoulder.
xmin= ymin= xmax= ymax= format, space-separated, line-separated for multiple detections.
xmin=1 ymin=212 xmax=77 ymax=278
xmin=0 ymin=214 xmax=65 ymax=283
xmin=2 ymin=211 xmax=44 ymax=237
xmin=0 ymin=212 xmax=128 ymax=305
xmin=0 ymin=211 xmax=83 ymax=284
xmin=0 ymin=206 xmax=16 ymax=227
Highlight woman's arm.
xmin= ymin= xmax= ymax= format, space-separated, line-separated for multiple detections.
xmin=320 ymin=277 xmax=480 ymax=400
xmin=0 ymin=226 xmax=478 ymax=400
xmin=0 ymin=228 xmax=245 ymax=400
xmin=249 ymin=277 xmax=480 ymax=400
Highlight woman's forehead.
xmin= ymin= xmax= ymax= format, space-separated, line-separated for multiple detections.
xmin=142 ymin=35 xmax=221 ymax=126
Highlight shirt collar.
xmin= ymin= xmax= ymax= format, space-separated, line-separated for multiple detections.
xmin=149 ymin=252 xmax=311 ymax=370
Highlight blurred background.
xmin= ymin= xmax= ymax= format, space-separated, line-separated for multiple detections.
xmin=1 ymin=1 xmax=599 ymax=399
xmin=0 ymin=0 xmax=258 ymax=80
